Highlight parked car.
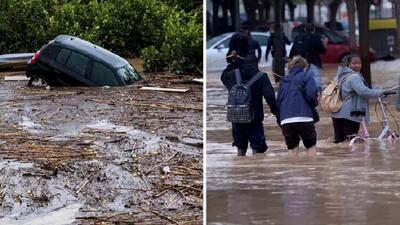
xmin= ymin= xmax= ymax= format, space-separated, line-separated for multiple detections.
xmin=323 ymin=21 xmax=349 ymax=37
xmin=207 ymin=32 xmax=292 ymax=71
xmin=292 ymin=24 xmax=375 ymax=63
xmin=26 ymin=35 xmax=141 ymax=87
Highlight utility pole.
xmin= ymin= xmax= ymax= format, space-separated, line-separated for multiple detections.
xmin=273 ymin=0 xmax=284 ymax=82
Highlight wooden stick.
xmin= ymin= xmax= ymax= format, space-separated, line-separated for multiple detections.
xmin=139 ymin=206 xmax=178 ymax=224
xmin=76 ymin=179 xmax=89 ymax=194
xmin=139 ymin=87 xmax=189 ymax=93
xmin=145 ymin=152 xmax=179 ymax=176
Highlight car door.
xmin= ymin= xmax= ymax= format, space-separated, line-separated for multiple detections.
xmin=251 ymin=33 xmax=269 ymax=68
xmin=320 ymin=30 xmax=349 ymax=63
xmin=90 ymin=61 xmax=121 ymax=86
xmin=206 ymin=36 xmax=232 ymax=72
xmin=55 ymin=48 xmax=91 ymax=85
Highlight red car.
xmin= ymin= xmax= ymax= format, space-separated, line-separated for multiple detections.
xmin=292 ymin=24 xmax=375 ymax=63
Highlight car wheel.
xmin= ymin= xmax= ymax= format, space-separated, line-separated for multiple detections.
xmin=28 ymin=76 xmax=49 ymax=87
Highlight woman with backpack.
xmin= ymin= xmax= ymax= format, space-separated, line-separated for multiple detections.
xmin=331 ymin=54 xmax=394 ymax=143
xmin=276 ymin=56 xmax=319 ymax=156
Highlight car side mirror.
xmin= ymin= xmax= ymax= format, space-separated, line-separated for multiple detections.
xmin=216 ymin=44 xmax=225 ymax=50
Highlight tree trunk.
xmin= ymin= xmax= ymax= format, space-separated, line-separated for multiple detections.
xmin=287 ymin=0 xmax=296 ymax=21
xmin=243 ymin=0 xmax=257 ymax=30
xmin=356 ymin=0 xmax=372 ymax=87
xmin=273 ymin=0 xmax=284 ymax=82
xmin=329 ymin=0 xmax=342 ymax=31
xmin=212 ymin=0 xmax=220 ymax=36
xmin=306 ymin=0 xmax=315 ymax=23
xmin=394 ymin=0 xmax=400 ymax=57
xmin=261 ymin=0 xmax=272 ymax=22
xmin=345 ymin=0 xmax=357 ymax=51
xmin=234 ymin=0 xmax=240 ymax=31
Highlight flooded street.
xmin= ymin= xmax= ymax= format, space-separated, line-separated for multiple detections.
xmin=0 ymin=72 xmax=203 ymax=224
xmin=207 ymin=61 xmax=400 ymax=225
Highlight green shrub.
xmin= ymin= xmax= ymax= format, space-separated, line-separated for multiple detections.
xmin=141 ymin=10 xmax=202 ymax=75
xmin=0 ymin=0 xmax=50 ymax=53
xmin=141 ymin=45 xmax=168 ymax=72
xmin=47 ymin=1 xmax=102 ymax=44
xmin=162 ymin=0 xmax=202 ymax=13
xmin=96 ymin=0 xmax=169 ymax=57
xmin=0 ymin=0 xmax=202 ymax=75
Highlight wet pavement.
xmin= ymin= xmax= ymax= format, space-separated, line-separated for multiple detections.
xmin=206 ymin=62 xmax=400 ymax=225
xmin=0 ymin=72 xmax=203 ymax=224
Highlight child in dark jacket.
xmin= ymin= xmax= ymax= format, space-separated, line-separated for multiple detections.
xmin=276 ymin=56 xmax=318 ymax=156
xmin=221 ymin=31 xmax=277 ymax=156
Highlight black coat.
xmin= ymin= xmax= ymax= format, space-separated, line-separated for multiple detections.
xmin=289 ymin=32 xmax=326 ymax=68
xmin=266 ymin=33 xmax=291 ymax=60
xmin=221 ymin=59 xmax=277 ymax=122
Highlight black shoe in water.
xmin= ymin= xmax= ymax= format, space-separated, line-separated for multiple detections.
xmin=237 ymin=149 xmax=246 ymax=156
xmin=332 ymin=138 xmax=344 ymax=144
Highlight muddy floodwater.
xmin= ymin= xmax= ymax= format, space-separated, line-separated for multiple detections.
xmin=0 ymin=72 xmax=202 ymax=224
xmin=207 ymin=62 xmax=400 ymax=225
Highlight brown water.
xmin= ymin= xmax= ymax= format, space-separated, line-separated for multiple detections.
xmin=207 ymin=64 xmax=400 ymax=225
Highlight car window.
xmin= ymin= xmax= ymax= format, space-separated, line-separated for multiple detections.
xmin=252 ymin=34 xmax=268 ymax=46
xmin=91 ymin=61 xmax=119 ymax=86
xmin=56 ymin=48 xmax=71 ymax=65
xmin=214 ymin=37 xmax=231 ymax=49
xmin=117 ymin=64 xmax=140 ymax=85
xmin=292 ymin=26 xmax=346 ymax=44
xmin=42 ymin=44 xmax=60 ymax=60
xmin=65 ymin=51 xmax=89 ymax=76
xmin=322 ymin=30 xmax=346 ymax=44
xmin=207 ymin=35 xmax=227 ymax=49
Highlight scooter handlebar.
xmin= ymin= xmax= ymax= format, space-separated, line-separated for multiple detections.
xmin=382 ymin=90 xmax=397 ymax=96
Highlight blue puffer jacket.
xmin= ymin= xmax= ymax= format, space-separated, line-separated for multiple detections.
xmin=276 ymin=66 xmax=318 ymax=124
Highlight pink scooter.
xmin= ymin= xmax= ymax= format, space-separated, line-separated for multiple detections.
xmin=349 ymin=94 xmax=398 ymax=147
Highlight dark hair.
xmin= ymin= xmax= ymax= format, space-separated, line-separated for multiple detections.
xmin=341 ymin=53 xmax=360 ymax=67
xmin=230 ymin=31 xmax=249 ymax=57
xmin=305 ymin=23 xmax=315 ymax=33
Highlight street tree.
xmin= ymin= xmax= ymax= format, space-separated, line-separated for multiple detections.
xmin=273 ymin=0 xmax=285 ymax=81
xmin=328 ymin=0 xmax=342 ymax=31
xmin=345 ymin=0 xmax=357 ymax=50
xmin=292 ymin=0 xmax=335 ymax=23
xmin=394 ymin=0 xmax=400 ymax=57
xmin=356 ymin=0 xmax=372 ymax=86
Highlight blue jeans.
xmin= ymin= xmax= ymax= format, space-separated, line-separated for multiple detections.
xmin=232 ymin=120 xmax=267 ymax=153
xmin=307 ymin=64 xmax=321 ymax=92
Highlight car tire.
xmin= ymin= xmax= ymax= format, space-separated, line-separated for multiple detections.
xmin=28 ymin=75 xmax=50 ymax=87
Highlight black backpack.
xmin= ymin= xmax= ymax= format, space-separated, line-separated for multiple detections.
xmin=291 ymin=34 xmax=310 ymax=60
xmin=226 ymin=69 xmax=264 ymax=123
